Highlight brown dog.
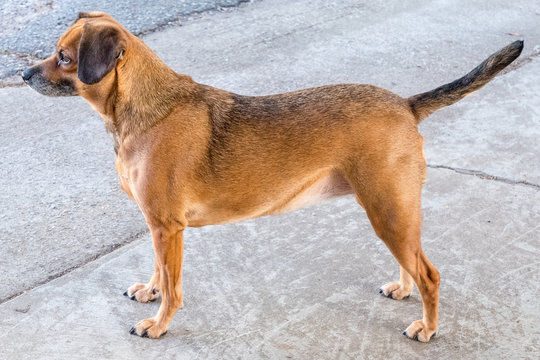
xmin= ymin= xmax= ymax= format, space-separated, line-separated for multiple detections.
xmin=22 ymin=11 xmax=523 ymax=341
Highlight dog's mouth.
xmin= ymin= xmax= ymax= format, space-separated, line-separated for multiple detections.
xmin=22 ymin=68 xmax=77 ymax=97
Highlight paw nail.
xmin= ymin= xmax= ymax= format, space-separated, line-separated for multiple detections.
xmin=161 ymin=330 xmax=168 ymax=336
xmin=141 ymin=331 xmax=148 ymax=338
xmin=413 ymin=335 xmax=419 ymax=341
xmin=152 ymin=289 xmax=157 ymax=295
xmin=130 ymin=295 xmax=136 ymax=301
xmin=129 ymin=327 xmax=136 ymax=335
xmin=379 ymin=289 xmax=383 ymax=294
xmin=386 ymin=293 xmax=393 ymax=298
xmin=123 ymin=291 xmax=128 ymax=297
xmin=402 ymin=331 xmax=407 ymax=336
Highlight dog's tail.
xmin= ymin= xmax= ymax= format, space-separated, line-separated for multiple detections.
xmin=408 ymin=40 xmax=523 ymax=123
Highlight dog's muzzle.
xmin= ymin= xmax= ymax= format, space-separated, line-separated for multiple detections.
xmin=22 ymin=66 xmax=77 ymax=97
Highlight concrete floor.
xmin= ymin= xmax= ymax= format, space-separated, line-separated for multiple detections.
xmin=0 ymin=0 xmax=539 ymax=359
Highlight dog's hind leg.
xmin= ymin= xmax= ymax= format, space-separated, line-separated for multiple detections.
xmin=344 ymin=150 xmax=439 ymax=342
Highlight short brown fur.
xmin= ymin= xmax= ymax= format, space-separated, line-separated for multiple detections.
xmin=22 ymin=12 xmax=523 ymax=341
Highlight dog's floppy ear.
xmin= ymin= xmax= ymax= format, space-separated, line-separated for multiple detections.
xmin=78 ymin=23 xmax=125 ymax=85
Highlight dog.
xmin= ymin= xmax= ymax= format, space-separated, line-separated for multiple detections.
xmin=22 ymin=11 xmax=523 ymax=341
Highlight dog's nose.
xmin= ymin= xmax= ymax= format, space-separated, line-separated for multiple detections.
xmin=22 ymin=68 xmax=34 ymax=81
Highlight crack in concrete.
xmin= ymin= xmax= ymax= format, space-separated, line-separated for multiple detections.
xmin=248 ymin=11 xmax=352 ymax=49
xmin=0 ymin=229 xmax=149 ymax=305
xmin=133 ymin=0 xmax=253 ymax=37
xmin=427 ymin=164 xmax=540 ymax=190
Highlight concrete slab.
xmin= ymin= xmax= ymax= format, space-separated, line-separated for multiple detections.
xmin=0 ymin=168 xmax=538 ymax=359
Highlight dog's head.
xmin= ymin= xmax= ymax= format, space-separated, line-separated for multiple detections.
xmin=22 ymin=12 xmax=127 ymax=97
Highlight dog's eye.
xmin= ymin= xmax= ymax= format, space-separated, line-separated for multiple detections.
xmin=58 ymin=52 xmax=71 ymax=65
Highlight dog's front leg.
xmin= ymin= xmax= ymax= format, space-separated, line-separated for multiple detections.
xmin=130 ymin=222 xmax=184 ymax=338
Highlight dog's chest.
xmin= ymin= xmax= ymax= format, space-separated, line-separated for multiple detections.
xmin=115 ymin=156 xmax=135 ymax=200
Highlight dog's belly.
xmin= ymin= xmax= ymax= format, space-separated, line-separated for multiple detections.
xmin=267 ymin=170 xmax=353 ymax=215
xmin=186 ymin=170 xmax=353 ymax=227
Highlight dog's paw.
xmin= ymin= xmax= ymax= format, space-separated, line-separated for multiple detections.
xmin=124 ymin=283 xmax=160 ymax=303
xmin=403 ymin=319 xmax=437 ymax=342
xmin=129 ymin=318 xmax=168 ymax=339
xmin=379 ymin=282 xmax=412 ymax=300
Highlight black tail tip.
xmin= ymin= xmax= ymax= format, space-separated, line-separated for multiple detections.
xmin=510 ymin=39 xmax=524 ymax=55
xmin=495 ymin=39 xmax=524 ymax=66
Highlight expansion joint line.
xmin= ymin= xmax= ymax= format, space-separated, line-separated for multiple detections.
xmin=427 ymin=164 xmax=540 ymax=190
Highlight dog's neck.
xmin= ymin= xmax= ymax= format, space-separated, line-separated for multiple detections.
xmin=88 ymin=37 xmax=197 ymax=152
